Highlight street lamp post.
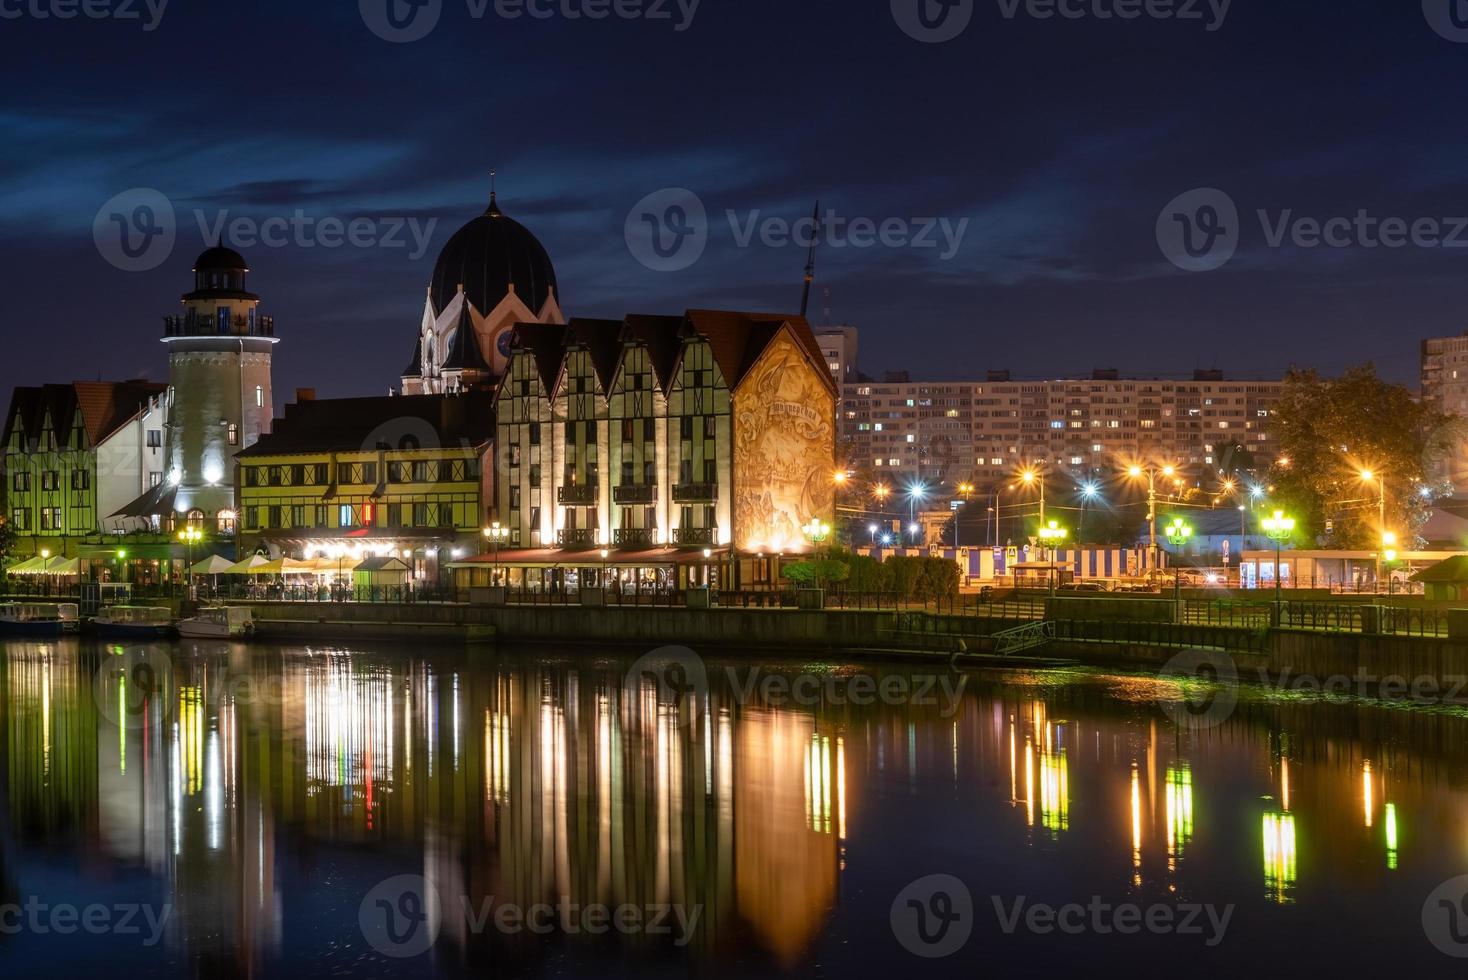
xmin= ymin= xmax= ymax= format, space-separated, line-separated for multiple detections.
xmin=954 ymin=482 xmax=975 ymax=548
xmin=1020 ymin=467 xmax=1045 ymax=525
xmin=1361 ymin=470 xmax=1386 ymax=590
xmin=178 ymin=526 xmax=202 ymax=593
xmin=1164 ymin=518 xmax=1194 ymax=605
xmin=1381 ymin=531 xmax=1398 ymax=595
xmin=1262 ymin=509 xmax=1296 ymax=623
xmin=482 ymin=522 xmax=509 ymax=585
xmin=906 ymin=482 xmax=929 ymax=529
xmin=1038 ymin=519 xmax=1068 ymax=595
xmin=802 ymin=518 xmax=831 ymax=549
xmin=1127 ymin=463 xmax=1176 ymax=582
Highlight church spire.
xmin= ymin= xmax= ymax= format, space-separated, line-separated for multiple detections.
xmin=487 ymin=168 xmax=500 ymax=215
xmin=800 ymin=200 xmax=821 ymax=318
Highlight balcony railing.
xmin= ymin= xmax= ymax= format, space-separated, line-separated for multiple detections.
xmin=613 ymin=483 xmax=657 ymax=504
xmin=672 ymin=526 xmax=716 ymax=546
xmin=613 ymin=527 xmax=655 ymax=547
xmin=672 ymin=482 xmax=718 ymax=502
xmin=163 ymin=312 xmax=276 ymax=338
xmin=557 ymin=528 xmax=595 ymax=548
xmin=558 ymin=483 xmax=598 ymax=505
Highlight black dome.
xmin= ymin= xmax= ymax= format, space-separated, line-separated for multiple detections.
xmin=193 ymin=245 xmax=249 ymax=272
xmin=429 ymin=195 xmax=557 ymax=317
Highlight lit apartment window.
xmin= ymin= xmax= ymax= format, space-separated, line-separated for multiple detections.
xmin=255 ymin=385 xmax=264 ymax=408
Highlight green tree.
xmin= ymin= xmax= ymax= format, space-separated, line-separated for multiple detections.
xmin=782 ymin=558 xmax=850 ymax=589
xmin=0 ymin=518 xmax=15 ymax=568
xmin=1269 ymin=365 xmax=1449 ymax=548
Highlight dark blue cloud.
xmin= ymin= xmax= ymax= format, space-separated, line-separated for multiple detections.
xmin=0 ymin=0 xmax=1464 ymax=400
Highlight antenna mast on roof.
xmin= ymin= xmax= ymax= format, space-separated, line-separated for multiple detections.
xmin=799 ymin=200 xmax=821 ymax=318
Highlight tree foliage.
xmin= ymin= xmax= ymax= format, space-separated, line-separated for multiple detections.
xmin=1269 ymin=364 xmax=1452 ymax=548
xmin=0 ymin=518 xmax=15 ymax=566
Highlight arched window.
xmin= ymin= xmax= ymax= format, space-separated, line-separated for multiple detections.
xmin=187 ymin=509 xmax=205 ymax=529
xmin=255 ymin=385 xmax=264 ymax=408
xmin=227 ymin=423 xmax=239 ymax=446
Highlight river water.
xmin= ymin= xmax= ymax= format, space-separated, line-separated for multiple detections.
xmin=0 ymin=638 xmax=1465 ymax=978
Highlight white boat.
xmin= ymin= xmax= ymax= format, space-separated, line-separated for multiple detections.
xmin=92 ymin=605 xmax=175 ymax=638
xmin=177 ymin=606 xmax=255 ymax=640
xmin=0 ymin=602 xmax=80 ymax=636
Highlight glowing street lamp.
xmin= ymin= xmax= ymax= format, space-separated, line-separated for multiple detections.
xmin=178 ymin=525 xmax=203 ymax=587
xmin=1126 ymin=463 xmax=1177 ymax=579
xmin=954 ymin=481 xmax=976 ymax=547
xmin=1019 ymin=466 xmax=1046 ymax=524
xmin=1164 ymin=518 xmax=1194 ymax=603
xmin=802 ymin=518 xmax=831 ymax=547
xmin=1038 ymin=520 xmax=1068 ymax=595
xmin=1361 ymin=469 xmax=1387 ymax=588
xmin=1261 ymin=510 xmax=1296 ymax=612
xmin=482 ymin=521 xmax=510 ymax=584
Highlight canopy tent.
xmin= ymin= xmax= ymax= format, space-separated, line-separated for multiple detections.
xmin=310 ymin=556 xmax=354 ymax=575
xmin=224 ymin=554 xmax=273 ymax=576
xmin=254 ymin=557 xmax=320 ymax=576
xmin=190 ymin=554 xmax=237 ymax=576
xmin=44 ymin=557 xmax=80 ymax=576
xmin=352 ymin=555 xmax=411 ymax=589
xmin=6 ymin=556 xmax=79 ymax=576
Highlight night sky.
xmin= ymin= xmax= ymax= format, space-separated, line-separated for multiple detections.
xmin=3 ymin=0 xmax=1465 ymax=402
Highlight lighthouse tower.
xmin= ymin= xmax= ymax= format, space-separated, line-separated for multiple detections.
xmin=159 ymin=245 xmax=278 ymax=521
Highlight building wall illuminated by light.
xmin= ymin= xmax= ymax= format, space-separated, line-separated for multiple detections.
xmin=494 ymin=310 xmax=836 ymax=557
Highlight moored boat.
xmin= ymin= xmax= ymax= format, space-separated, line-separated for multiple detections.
xmin=177 ymin=606 xmax=255 ymax=640
xmin=0 ymin=602 xmax=80 ymax=637
xmin=92 ymin=605 xmax=175 ymax=638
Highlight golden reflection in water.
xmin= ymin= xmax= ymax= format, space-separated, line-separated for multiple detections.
xmin=1130 ymin=762 xmax=1143 ymax=886
xmin=735 ymin=710 xmax=839 ymax=968
xmin=7 ymin=651 xmax=1468 ymax=975
xmin=1363 ymin=760 xmax=1374 ymax=828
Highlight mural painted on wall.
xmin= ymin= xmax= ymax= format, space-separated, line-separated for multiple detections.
xmin=733 ymin=331 xmax=836 ymax=552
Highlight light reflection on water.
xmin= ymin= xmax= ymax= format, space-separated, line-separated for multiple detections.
xmin=0 ymin=639 xmax=1466 ymax=977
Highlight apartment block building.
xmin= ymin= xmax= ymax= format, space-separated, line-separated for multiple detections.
xmin=842 ymin=369 xmax=1284 ymax=486
xmin=1421 ymin=332 xmax=1468 ymax=417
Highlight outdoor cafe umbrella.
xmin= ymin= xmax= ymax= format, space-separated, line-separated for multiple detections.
xmin=224 ymin=554 xmax=272 ymax=576
xmin=190 ymin=554 xmax=236 ymax=592
xmin=6 ymin=556 xmax=44 ymax=575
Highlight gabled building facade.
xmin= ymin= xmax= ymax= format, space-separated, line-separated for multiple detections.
xmin=2 ymin=381 xmax=166 ymax=558
xmin=487 ymin=310 xmax=837 ymax=588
